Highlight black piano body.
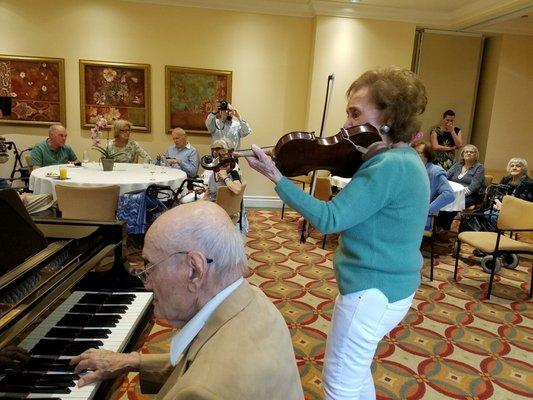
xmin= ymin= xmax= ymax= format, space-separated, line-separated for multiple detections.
xmin=0 ymin=189 xmax=153 ymax=399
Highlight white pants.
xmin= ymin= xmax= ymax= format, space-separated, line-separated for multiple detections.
xmin=323 ymin=288 xmax=415 ymax=400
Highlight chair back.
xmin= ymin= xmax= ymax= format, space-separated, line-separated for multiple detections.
xmin=484 ymin=174 xmax=494 ymax=186
xmin=216 ymin=182 xmax=246 ymax=222
xmin=56 ymin=184 xmax=120 ymax=221
xmin=497 ymin=195 xmax=533 ymax=231
xmin=314 ymin=176 xmax=332 ymax=201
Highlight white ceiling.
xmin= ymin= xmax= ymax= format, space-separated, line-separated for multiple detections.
xmin=127 ymin=0 xmax=533 ymax=35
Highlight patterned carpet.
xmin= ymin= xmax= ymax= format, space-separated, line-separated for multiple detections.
xmin=113 ymin=209 xmax=532 ymax=400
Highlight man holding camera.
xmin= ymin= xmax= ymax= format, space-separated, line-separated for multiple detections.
xmin=205 ymin=101 xmax=251 ymax=150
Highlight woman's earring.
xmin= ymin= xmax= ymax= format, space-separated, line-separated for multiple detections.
xmin=379 ymin=124 xmax=391 ymax=134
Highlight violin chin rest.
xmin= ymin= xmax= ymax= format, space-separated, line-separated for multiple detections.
xmin=362 ymin=141 xmax=388 ymax=161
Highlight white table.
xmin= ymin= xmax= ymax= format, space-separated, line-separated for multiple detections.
xmin=29 ymin=163 xmax=187 ymax=199
xmin=330 ymin=176 xmax=466 ymax=212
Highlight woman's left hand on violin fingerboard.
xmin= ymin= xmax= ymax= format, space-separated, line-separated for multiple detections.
xmin=245 ymin=144 xmax=283 ymax=184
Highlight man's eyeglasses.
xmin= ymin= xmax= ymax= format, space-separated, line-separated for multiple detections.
xmin=132 ymin=251 xmax=213 ymax=283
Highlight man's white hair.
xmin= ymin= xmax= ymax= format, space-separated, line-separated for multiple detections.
xmin=174 ymin=203 xmax=247 ymax=279
xmin=48 ymin=124 xmax=65 ymax=136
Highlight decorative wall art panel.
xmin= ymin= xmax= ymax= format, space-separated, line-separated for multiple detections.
xmin=0 ymin=55 xmax=65 ymax=126
xmin=80 ymin=60 xmax=151 ymax=132
xmin=165 ymin=66 xmax=232 ymax=133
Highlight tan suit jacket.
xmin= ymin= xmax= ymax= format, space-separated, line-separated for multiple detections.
xmin=139 ymin=281 xmax=304 ymax=399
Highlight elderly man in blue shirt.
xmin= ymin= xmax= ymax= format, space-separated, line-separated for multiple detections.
xmin=159 ymin=128 xmax=199 ymax=178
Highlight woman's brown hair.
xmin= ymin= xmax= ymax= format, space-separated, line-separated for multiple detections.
xmin=346 ymin=67 xmax=427 ymax=143
xmin=411 ymin=140 xmax=436 ymax=163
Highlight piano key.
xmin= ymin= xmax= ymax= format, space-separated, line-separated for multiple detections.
xmin=69 ymin=304 xmax=128 ymax=314
xmin=56 ymin=314 xmax=120 ymax=328
xmin=25 ymin=357 xmax=76 ymax=373
xmin=0 ymin=384 xmax=71 ymax=394
xmin=13 ymin=291 xmax=153 ymax=400
xmin=45 ymin=328 xmax=111 ymax=339
xmin=0 ymin=398 xmax=61 ymax=400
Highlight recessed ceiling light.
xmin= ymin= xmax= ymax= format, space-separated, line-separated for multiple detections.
xmin=350 ymin=0 xmax=361 ymax=3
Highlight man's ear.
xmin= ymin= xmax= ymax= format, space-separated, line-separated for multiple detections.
xmin=186 ymin=251 xmax=209 ymax=292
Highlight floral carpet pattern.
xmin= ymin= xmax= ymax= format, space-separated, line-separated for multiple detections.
xmin=113 ymin=210 xmax=532 ymax=400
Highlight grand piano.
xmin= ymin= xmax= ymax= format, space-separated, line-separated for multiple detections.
xmin=0 ymin=189 xmax=153 ymax=399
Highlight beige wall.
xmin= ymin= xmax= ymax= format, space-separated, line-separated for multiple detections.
xmin=417 ymin=32 xmax=484 ymax=145
xmin=0 ymin=1 xmax=448 ymax=200
xmin=471 ymin=36 xmax=502 ymax=161
xmin=475 ymin=34 xmax=533 ymax=172
xmin=306 ymin=16 xmax=416 ymax=135
xmin=0 ymin=0 xmax=313 ymax=198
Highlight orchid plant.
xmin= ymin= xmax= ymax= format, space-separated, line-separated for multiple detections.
xmin=90 ymin=117 xmax=124 ymax=159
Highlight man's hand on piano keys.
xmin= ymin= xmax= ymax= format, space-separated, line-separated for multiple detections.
xmin=0 ymin=345 xmax=30 ymax=371
xmin=70 ymin=348 xmax=141 ymax=387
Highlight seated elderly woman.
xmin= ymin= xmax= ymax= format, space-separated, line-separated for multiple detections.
xmin=437 ymin=144 xmax=485 ymax=231
xmin=484 ymin=157 xmax=532 ymax=224
xmin=412 ymin=140 xmax=454 ymax=230
xmin=107 ymin=120 xmax=152 ymax=163
xmin=207 ymin=139 xmax=243 ymax=202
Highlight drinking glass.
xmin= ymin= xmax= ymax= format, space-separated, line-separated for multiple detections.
xmin=160 ymin=156 xmax=167 ymax=174
xmin=82 ymin=150 xmax=89 ymax=166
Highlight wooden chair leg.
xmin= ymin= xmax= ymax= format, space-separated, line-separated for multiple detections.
xmin=453 ymin=239 xmax=461 ymax=281
xmin=281 ymin=203 xmax=285 ymax=219
xmin=322 ymin=234 xmax=327 ymax=249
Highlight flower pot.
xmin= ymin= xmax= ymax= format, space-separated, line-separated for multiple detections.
xmin=101 ymin=158 xmax=114 ymax=171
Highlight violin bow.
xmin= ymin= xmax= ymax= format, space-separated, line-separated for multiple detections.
xmin=300 ymin=73 xmax=335 ymax=243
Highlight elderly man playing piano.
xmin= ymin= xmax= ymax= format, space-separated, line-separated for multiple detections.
xmin=71 ymin=201 xmax=303 ymax=400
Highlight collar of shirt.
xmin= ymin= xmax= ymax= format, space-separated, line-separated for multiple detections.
xmin=169 ymin=277 xmax=244 ymax=365
xmin=175 ymin=143 xmax=191 ymax=150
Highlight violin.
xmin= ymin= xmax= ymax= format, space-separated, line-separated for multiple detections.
xmin=229 ymin=124 xmax=383 ymax=178
xmin=201 ymin=124 xmax=383 ymax=178
xmin=200 ymin=152 xmax=238 ymax=173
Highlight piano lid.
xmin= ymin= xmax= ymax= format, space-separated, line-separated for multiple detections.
xmin=0 ymin=189 xmax=48 ymax=272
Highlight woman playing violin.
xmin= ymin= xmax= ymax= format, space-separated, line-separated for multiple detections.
xmin=245 ymin=67 xmax=429 ymax=400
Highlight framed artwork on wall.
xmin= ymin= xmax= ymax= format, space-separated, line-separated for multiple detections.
xmin=165 ymin=66 xmax=232 ymax=133
xmin=80 ymin=60 xmax=151 ymax=132
xmin=0 ymin=54 xmax=66 ymax=126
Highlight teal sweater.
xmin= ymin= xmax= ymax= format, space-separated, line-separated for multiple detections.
xmin=276 ymin=147 xmax=429 ymax=302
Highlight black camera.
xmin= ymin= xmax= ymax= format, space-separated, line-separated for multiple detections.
xmin=218 ymin=100 xmax=229 ymax=111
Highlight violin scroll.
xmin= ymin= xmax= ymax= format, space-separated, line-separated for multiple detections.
xmin=200 ymin=154 xmax=238 ymax=172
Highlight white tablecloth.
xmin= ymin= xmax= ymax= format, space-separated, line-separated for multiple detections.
xmin=29 ymin=163 xmax=187 ymax=198
xmin=330 ymin=176 xmax=466 ymax=212
xmin=440 ymin=180 xmax=466 ymax=212
xmin=331 ymin=175 xmax=351 ymax=189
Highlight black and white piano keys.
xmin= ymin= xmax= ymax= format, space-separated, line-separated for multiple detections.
xmin=0 ymin=290 xmax=152 ymax=399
